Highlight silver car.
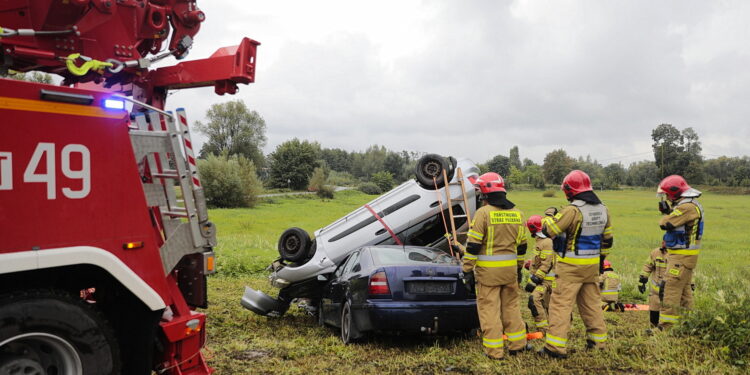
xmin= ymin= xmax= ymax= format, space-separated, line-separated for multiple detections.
xmin=242 ymin=154 xmax=480 ymax=317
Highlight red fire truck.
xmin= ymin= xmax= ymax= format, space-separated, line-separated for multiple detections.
xmin=0 ymin=1 xmax=258 ymax=374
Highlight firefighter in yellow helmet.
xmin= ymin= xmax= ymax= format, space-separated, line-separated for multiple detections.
xmin=638 ymin=245 xmax=668 ymax=327
xmin=599 ymin=260 xmax=623 ymax=312
xmin=460 ymin=172 xmax=530 ymax=360
xmin=523 ymin=215 xmax=556 ymax=333
xmin=538 ymin=170 xmax=613 ymax=359
xmin=656 ymin=175 xmax=703 ymax=329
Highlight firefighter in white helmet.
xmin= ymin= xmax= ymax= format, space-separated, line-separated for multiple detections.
xmin=539 ymin=170 xmax=613 ymax=358
xmin=460 ymin=172 xmax=530 ymax=360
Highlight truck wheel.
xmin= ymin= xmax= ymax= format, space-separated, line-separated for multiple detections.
xmin=415 ymin=154 xmax=454 ymax=189
xmin=0 ymin=289 xmax=121 ymax=375
xmin=340 ymin=300 xmax=362 ymax=344
xmin=277 ymin=227 xmax=311 ymax=263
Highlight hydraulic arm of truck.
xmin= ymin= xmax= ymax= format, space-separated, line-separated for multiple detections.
xmin=0 ymin=0 xmax=258 ymax=107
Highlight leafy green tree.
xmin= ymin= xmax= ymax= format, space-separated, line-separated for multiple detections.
xmin=485 ymin=155 xmax=511 ymax=177
xmin=308 ymin=167 xmax=335 ymax=199
xmin=509 ymin=146 xmax=522 ymax=171
xmin=543 ymin=149 xmax=574 ymax=185
xmin=308 ymin=167 xmax=329 ymax=191
xmin=680 ymin=127 xmax=704 ymax=184
xmin=703 ymin=156 xmax=750 ymax=186
xmin=572 ymin=155 xmax=603 ymax=187
xmin=359 ymin=182 xmax=382 ymax=195
xmin=507 ymin=166 xmax=524 ymax=185
xmin=320 ymin=148 xmax=353 ymax=172
xmin=371 ymin=171 xmax=395 ymax=192
xmin=198 ymin=153 xmax=262 ymax=208
xmin=383 ymin=151 xmax=411 ymax=182
xmin=651 ymin=124 xmax=706 ymax=182
xmin=523 ymin=158 xmax=537 ymax=168
xmin=268 ymin=138 xmax=321 ymax=190
xmin=477 ymin=163 xmax=489 ymax=175
xmin=195 ymin=100 xmax=267 ymax=167
xmin=601 ymin=163 xmax=626 ymax=189
xmin=352 ymin=145 xmax=388 ymax=178
xmin=522 ymin=165 xmax=546 ymax=189
xmin=626 ymin=161 xmax=660 ymax=187
xmin=652 ymin=123 xmax=685 ymax=178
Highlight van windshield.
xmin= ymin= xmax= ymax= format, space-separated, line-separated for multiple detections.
xmin=370 ymin=247 xmax=459 ymax=266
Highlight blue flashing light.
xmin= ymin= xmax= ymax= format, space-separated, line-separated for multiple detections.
xmin=103 ymin=98 xmax=126 ymax=110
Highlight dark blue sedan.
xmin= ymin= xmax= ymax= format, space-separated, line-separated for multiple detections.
xmin=318 ymin=246 xmax=479 ymax=344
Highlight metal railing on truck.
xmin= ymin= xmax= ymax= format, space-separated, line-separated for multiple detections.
xmin=129 ymin=108 xmax=216 ymax=275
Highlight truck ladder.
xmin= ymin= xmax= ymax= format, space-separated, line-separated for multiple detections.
xmin=130 ymin=109 xmax=216 ymax=274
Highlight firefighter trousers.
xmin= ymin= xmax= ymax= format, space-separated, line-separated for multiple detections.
xmin=529 ymin=280 xmax=552 ymax=331
xmin=476 ymin=282 xmax=527 ymax=359
xmin=544 ymin=278 xmax=607 ymax=355
xmin=659 ymin=259 xmax=694 ymax=329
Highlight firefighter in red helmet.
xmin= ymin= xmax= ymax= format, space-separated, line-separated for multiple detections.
xmin=524 ymin=215 xmax=556 ymax=333
xmin=656 ymin=175 xmax=703 ymax=329
xmin=598 ymin=260 xmax=623 ymax=311
xmin=538 ymin=170 xmax=613 ymax=358
xmin=460 ymin=172 xmax=530 ymax=359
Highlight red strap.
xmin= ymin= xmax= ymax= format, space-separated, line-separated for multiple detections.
xmin=364 ymin=204 xmax=403 ymax=246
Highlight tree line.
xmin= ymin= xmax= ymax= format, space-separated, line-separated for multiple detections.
xmin=192 ymin=101 xmax=749 ymax=207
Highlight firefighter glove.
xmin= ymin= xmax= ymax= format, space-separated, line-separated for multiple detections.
xmin=658 ymin=200 xmax=672 ymax=215
xmin=544 ymin=207 xmax=558 ymax=217
xmin=524 ymin=282 xmax=537 ymax=293
xmin=638 ymin=283 xmax=646 ymax=294
xmin=638 ymin=275 xmax=648 ymax=294
xmin=530 ymin=274 xmax=542 ymax=285
xmin=462 ymin=271 xmax=475 ymax=293
xmin=451 ymin=244 xmax=462 ymax=255
xmin=691 ymin=283 xmax=696 ymax=291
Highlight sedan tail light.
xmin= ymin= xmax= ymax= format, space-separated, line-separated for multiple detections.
xmin=368 ymin=271 xmax=391 ymax=295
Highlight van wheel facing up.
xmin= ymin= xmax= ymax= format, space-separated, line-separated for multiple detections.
xmin=415 ymin=154 xmax=455 ymax=189
xmin=278 ymin=227 xmax=311 ymax=263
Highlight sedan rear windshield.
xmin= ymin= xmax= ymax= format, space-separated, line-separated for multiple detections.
xmin=371 ymin=247 xmax=459 ymax=266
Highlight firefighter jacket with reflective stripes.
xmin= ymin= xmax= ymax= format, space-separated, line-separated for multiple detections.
xmin=640 ymin=247 xmax=667 ymax=295
xmin=541 ymin=201 xmax=613 ymax=283
xmin=659 ymin=199 xmax=703 ymax=268
xmin=463 ymin=205 xmax=527 ymax=286
xmin=530 ymin=234 xmax=556 ymax=281
xmin=598 ymin=270 xmax=621 ymax=302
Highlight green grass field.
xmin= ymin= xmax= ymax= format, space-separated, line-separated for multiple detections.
xmin=202 ymin=189 xmax=750 ymax=374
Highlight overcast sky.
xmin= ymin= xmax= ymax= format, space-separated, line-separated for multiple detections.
xmin=168 ymin=0 xmax=750 ymax=166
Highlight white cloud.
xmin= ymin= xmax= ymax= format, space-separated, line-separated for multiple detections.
xmin=164 ymin=0 xmax=750 ymax=166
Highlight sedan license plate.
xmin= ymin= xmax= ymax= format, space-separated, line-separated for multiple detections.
xmin=406 ymin=281 xmax=454 ymax=295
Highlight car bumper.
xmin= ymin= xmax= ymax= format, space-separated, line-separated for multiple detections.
xmin=240 ymin=287 xmax=289 ymax=317
xmin=352 ymin=300 xmax=479 ymax=333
